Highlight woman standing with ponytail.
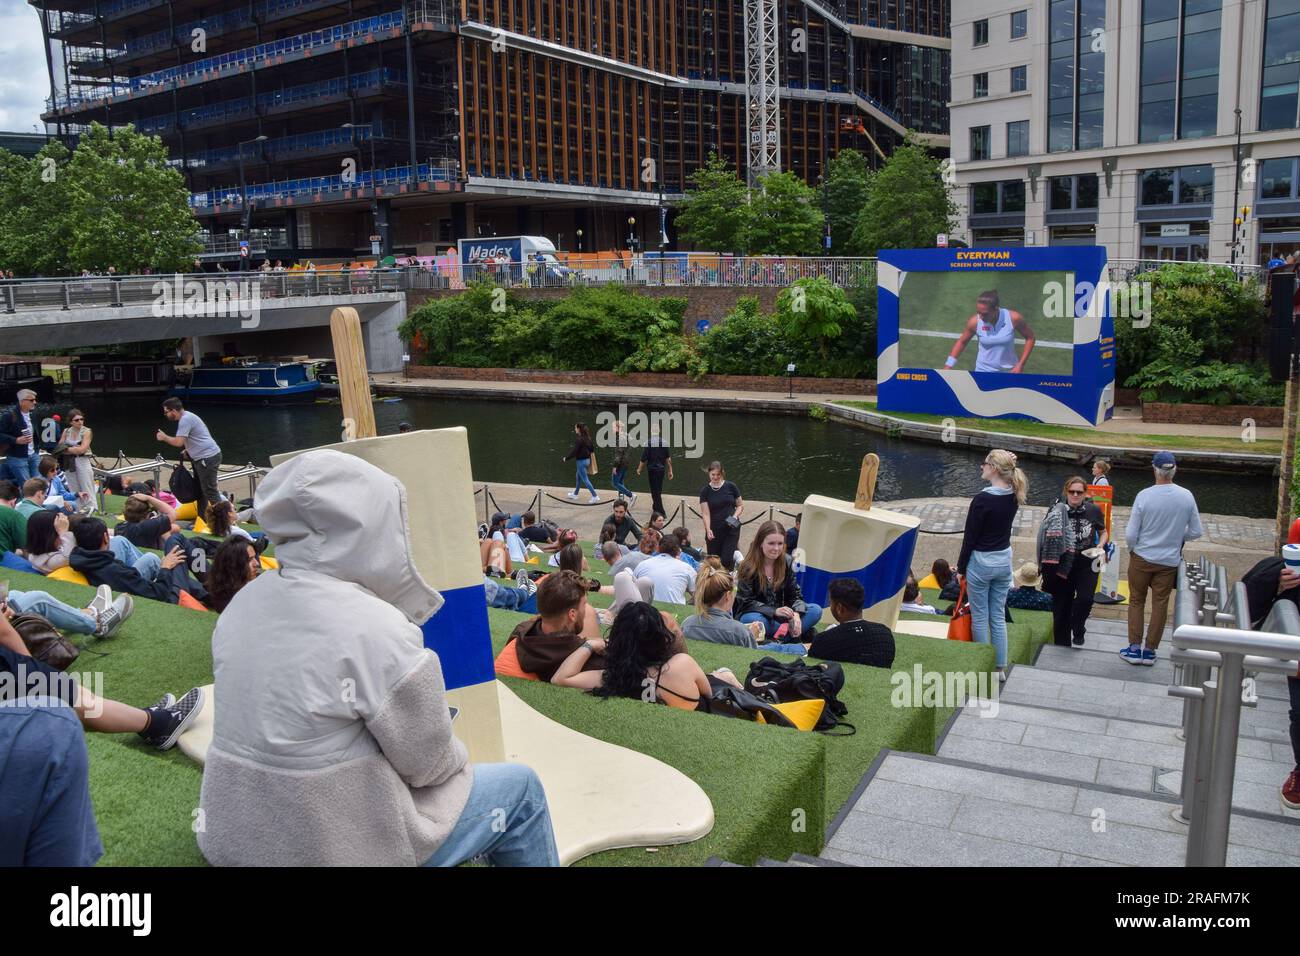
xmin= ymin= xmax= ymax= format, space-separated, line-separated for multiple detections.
xmin=956 ymin=449 xmax=1027 ymax=682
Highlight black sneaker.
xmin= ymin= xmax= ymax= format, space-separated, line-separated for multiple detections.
xmin=1072 ymin=635 xmax=1085 ymax=647
xmin=139 ymin=686 xmax=205 ymax=751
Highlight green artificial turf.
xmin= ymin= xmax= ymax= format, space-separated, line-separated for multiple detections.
xmin=10 ymin=529 xmax=1054 ymax=867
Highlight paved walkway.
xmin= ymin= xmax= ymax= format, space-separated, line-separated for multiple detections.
xmin=819 ymin=616 xmax=1300 ymax=867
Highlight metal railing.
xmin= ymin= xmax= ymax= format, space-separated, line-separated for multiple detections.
xmin=190 ymin=159 xmax=460 ymax=210
xmin=1168 ymin=559 xmax=1300 ymax=867
xmin=1108 ymin=258 xmax=1262 ymax=283
xmin=92 ymin=452 xmax=270 ymax=513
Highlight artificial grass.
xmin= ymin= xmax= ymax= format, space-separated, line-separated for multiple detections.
xmin=833 ymin=402 xmax=1283 ymax=456
xmin=10 ymin=528 xmax=1054 ymax=867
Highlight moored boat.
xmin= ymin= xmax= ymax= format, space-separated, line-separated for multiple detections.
xmin=169 ymin=361 xmax=321 ymax=404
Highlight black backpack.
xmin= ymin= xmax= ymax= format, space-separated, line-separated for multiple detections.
xmin=743 ymin=657 xmax=855 ymax=735
xmin=169 ymin=456 xmax=201 ymax=505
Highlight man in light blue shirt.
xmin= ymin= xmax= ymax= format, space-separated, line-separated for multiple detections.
xmin=1121 ymin=451 xmax=1203 ymax=665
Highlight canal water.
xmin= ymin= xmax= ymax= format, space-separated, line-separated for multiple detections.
xmin=53 ymin=394 xmax=1275 ymax=517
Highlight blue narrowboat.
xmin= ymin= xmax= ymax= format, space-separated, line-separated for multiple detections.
xmin=170 ymin=361 xmax=321 ymax=404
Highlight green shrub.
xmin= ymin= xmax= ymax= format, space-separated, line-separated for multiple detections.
xmin=696 ymin=297 xmax=792 ymax=375
xmin=541 ymin=285 xmax=665 ymax=371
xmin=400 ymin=282 xmax=521 ymax=367
xmin=1124 ymin=360 xmax=1284 ymax=406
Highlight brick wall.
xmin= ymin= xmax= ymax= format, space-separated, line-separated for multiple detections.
xmin=1142 ymin=402 xmax=1284 ymax=426
xmin=404 ymin=365 xmax=876 ymax=395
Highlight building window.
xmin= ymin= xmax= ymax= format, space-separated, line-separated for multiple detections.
xmin=1011 ymin=65 xmax=1028 ymax=92
xmin=1048 ymin=0 xmax=1107 ymax=152
xmin=1011 ymin=10 xmax=1028 ymax=39
xmin=974 ymin=19 xmax=989 ymax=46
xmin=1263 ymin=0 xmax=1300 ymax=130
xmin=1259 ymin=157 xmax=1298 ymax=199
xmin=1007 ymin=120 xmax=1030 ymax=156
xmin=1139 ymin=0 xmax=1222 ymax=143
xmin=1139 ymin=164 xmax=1214 ymax=205
xmin=971 ymin=125 xmax=991 ymax=160
xmin=1049 ymin=173 xmax=1100 ymax=209
xmin=970 ymin=180 xmax=1026 ymax=214
xmin=975 ymin=73 xmax=989 ymax=98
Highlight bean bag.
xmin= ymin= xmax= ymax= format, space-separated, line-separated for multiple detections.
xmin=176 ymin=501 xmax=198 ymax=521
xmin=47 ymin=565 xmax=90 ymax=586
xmin=494 ymin=639 xmax=540 ymax=681
xmin=1 ymin=551 xmax=37 ymax=573
xmin=757 ymin=697 xmax=825 ymax=732
xmin=177 ymin=590 xmax=212 ymax=612
xmin=259 ymin=554 xmax=279 ymax=570
xmin=918 ymin=573 xmax=939 ymax=590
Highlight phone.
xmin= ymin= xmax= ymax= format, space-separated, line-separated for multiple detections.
xmin=773 ymin=622 xmax=790 ymax=641
xmin=448 ymin=706 xmax=460 ymax=723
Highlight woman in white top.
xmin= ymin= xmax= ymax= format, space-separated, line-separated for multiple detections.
xmin=945 ymin=290 xmax=1037 ymax=373
xmin=53 ymin=408 xmax=95 ymax=508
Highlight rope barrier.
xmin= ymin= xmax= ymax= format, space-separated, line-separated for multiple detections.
xmin=542 ymin=491 xmax=609 ymax=506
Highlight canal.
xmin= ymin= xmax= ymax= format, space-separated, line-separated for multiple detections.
xmin=55 ymin=394 xmax=1276 ymax=517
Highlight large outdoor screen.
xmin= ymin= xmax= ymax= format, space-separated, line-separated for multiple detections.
xmin=877 ymin=248 xmax=1116 ymax=427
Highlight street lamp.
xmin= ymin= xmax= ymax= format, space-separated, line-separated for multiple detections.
xmin=1230 ymin=108 xmax=1244 ymax=265
xmin=576 ymin=228 xmax=583 ymax=253
xmin=236 ymin=134 xmax=268 ymax=272
xmin=626 ymin=217 xmax=637 ymax=283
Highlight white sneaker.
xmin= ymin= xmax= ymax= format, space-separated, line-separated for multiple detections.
xmin=89 ymin=585 xmax=113 ymax=619
xmin=566 ymin=491 xmax=579 ymax=500
xmin=629 ymin=492 xmax=637 ymax=505
xmin=589 ymin=495 xmax=600 ymax=504
xmin=733 ymin=549 xmax=744 ymax=567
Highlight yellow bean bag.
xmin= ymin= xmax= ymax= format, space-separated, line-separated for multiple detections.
xmin=176 ymin=501 xmax=198 ymax=521
xmin=757 ymin=697 xmax=825 ymax=732
xmin=47 ymin=566 xmax=90 ymax=586
xmin=259 ymin=554 xmax=279 ymax=570
xmin=192 ymin=515 xmax=211 ymax=534
xmin=918 ymin=573 xmax=940 ymax=590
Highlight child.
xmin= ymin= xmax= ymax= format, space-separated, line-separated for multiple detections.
xmin=803 ymin=578 xmax=895 ymax=668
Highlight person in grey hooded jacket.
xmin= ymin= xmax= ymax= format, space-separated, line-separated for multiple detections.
xmin=197 ymin=448 xmax=558 ymax=867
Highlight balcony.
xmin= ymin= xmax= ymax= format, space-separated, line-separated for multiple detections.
xmin=190 ymin=159 xmax=461 ymax=212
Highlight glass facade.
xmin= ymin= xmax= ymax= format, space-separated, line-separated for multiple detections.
xmin=971 ymin=180 xmax=1025 ymax=214
xmin=1048 ymin=173 xmax=1099 ymax=209
xmin=1262 ymin=0 xmax=1300 ymax=130
xmin=1048 ymin=0 xmax=1106 ymax=152
xmin=1139 ymin=0 xmax=1221 ymax=143
xmin=1259 ymin=157 xmax=1298 ymax=199
xmin=1138 ymin=164 xmax=1214 ymax=205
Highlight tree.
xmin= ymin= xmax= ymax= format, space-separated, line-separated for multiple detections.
xmin=62 ymin=124 xmax=200 ymax=274
xmin=745 ymin=171 xmax=824 ymax=256
xmin=776 ymin=276 xmax=857 ymax=363
xmin=849 ymin=141 xmax=956 ymax=255
xmin=823 ymin=149 xmax=873 ymax=255
xmin=673 ymin=153 xmax=750 ymax=253
xmin=0 ymin=140 xmax=74 ymax=277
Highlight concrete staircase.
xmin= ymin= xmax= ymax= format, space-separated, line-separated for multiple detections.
xmin=814 ymin=617 xmax=1300 ymax=867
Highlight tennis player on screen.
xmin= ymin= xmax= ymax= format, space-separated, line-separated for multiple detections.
xmin=944 ymin=290 xmax=1037 ymax=373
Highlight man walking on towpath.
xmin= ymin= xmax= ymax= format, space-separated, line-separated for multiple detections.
xmin=156 ymin=398 xmax=223 ymax=523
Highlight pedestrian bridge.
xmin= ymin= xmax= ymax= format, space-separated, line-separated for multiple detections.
xmin=0 ymin=273 xmax=406 ymax=371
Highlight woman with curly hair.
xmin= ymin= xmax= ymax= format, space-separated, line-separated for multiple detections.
xmin=550 ymin=602 xmax=739 ymax=711
xmin=205 ymin=536 xmax=261 ymax=613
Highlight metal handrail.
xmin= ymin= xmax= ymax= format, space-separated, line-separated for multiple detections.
xmin=1169 ymin=600 xmax=1300 ymax=867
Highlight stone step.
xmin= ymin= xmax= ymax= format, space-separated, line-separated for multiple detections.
xmin=821 ymin=752 xmax=1300 ymax=867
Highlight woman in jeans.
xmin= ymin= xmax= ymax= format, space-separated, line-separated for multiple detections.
xmin=562 ymin=422 xmax=599 ymax=503
xmin=1037 ymin=476 xmax=1107 ymax=647
xmin=956 ymin=449 xmax=1026 ymax=682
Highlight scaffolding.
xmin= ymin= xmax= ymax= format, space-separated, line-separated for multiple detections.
xmin=743 ymin=0 xmax=780 ymax=185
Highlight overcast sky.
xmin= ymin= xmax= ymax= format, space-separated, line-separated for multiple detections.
xmin=1 ymin=0 xmax=55 ymax=132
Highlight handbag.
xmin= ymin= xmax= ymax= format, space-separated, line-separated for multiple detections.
xmin=169 ymin=454 xmax=201 ymax=504
xmin=724 ymin=514 xmax=741 ymax=531
xmin=587 ymin=452 xmax=598 ymax=476
xmin=947 ymin=578 xmax=973 ymax=641
xmin=13 ymin=612 xmax=80 ymax=670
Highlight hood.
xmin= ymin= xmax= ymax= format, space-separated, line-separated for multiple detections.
xmin=254 ymin=448 xmax=443 ymax=627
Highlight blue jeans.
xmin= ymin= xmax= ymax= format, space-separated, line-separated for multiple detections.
xmin=967 ymin=548 xmax=1012 ymax=668
xmin=3 ymin=455 xmax=37 ymax=485
xmin=108 ymin=534 xmax=144 ymax=567
xmin=133 ymin=553 xmax=162 ymax=580
xmin=739 ymin=603 xmax=823 ymax=639
xmin=8 ymin=590 xmax=94 ymax=635
xmin=483 ymin=577 xmax=537 ymax=614
xmin=611 ymin=466 xmax=633 ymax=499
xmin=423 ymin=763 xmax=559 ymax=867
xmin=573 ymin=459 xmax=596 ymax=497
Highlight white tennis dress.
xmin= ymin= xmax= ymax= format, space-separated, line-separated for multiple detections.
xmin=975 ymin=307 xmax=1019 ymax=372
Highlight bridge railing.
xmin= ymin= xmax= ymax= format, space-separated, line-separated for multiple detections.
xmin=0 ymin=257 xmax=1266 ymax=313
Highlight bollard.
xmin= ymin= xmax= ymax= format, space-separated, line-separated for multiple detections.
xmin=1186 ymin=677 xmax=1220 ymax=866
xmin=1200 ymin=654 xmax=1245 ymax=866
xmin=62 ymin=283 xmax=71 ymax=310
xmin=3 ymin=283 xmax=14 ymax=314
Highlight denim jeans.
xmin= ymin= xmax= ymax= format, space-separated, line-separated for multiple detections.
xmin=573 ymin=459 xmax=596 ymax=497
xmin=483 ymin=577 xmax=537 ymax=614
xmin=423 ymin=763 xmax=559 ymax=867
xmin=967 ymin=548 xmax=1012 ymax=668
xmin=8 ymin=590 xmax=94 ymax=635
xmin=134 ymin=553 xmax=162 ymax=581
xmin=3 ymin=454 xmax=37 ymax=485
xmin=611 ymin=466 xmax=634 ymax=499
xmin=108 ymin=534 xmax=144 ymax=567
xmin=739 ymin=603 xmax=823 ymax=639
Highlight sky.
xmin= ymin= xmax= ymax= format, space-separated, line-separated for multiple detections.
xmin=1 ymin=0 xmax=56 ymax=133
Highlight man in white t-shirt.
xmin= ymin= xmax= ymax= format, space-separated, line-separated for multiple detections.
xmin=634 ymin=535 xmax=696 ymax=605
xmin=156 ymin=398 xmax=223 ymax=522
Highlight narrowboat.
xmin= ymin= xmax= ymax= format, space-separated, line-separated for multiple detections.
xmin=69 ymin=357 xmax=174 ymax=395
xmin=170 ymin=361 xmax=321 ymax=403
xmin=0 ymin=361 xmax=55 ymax=404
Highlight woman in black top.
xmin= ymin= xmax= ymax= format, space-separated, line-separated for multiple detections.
xmin=957 ymin=449 xmax=1026 ymax=682
xmin=562 ymin=422 xmax=599 ymax=503
xmin=1037 ymin=475 xmax=1108 ymax=647
xmin=698 ymin=460 xmax=744 ymax=570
